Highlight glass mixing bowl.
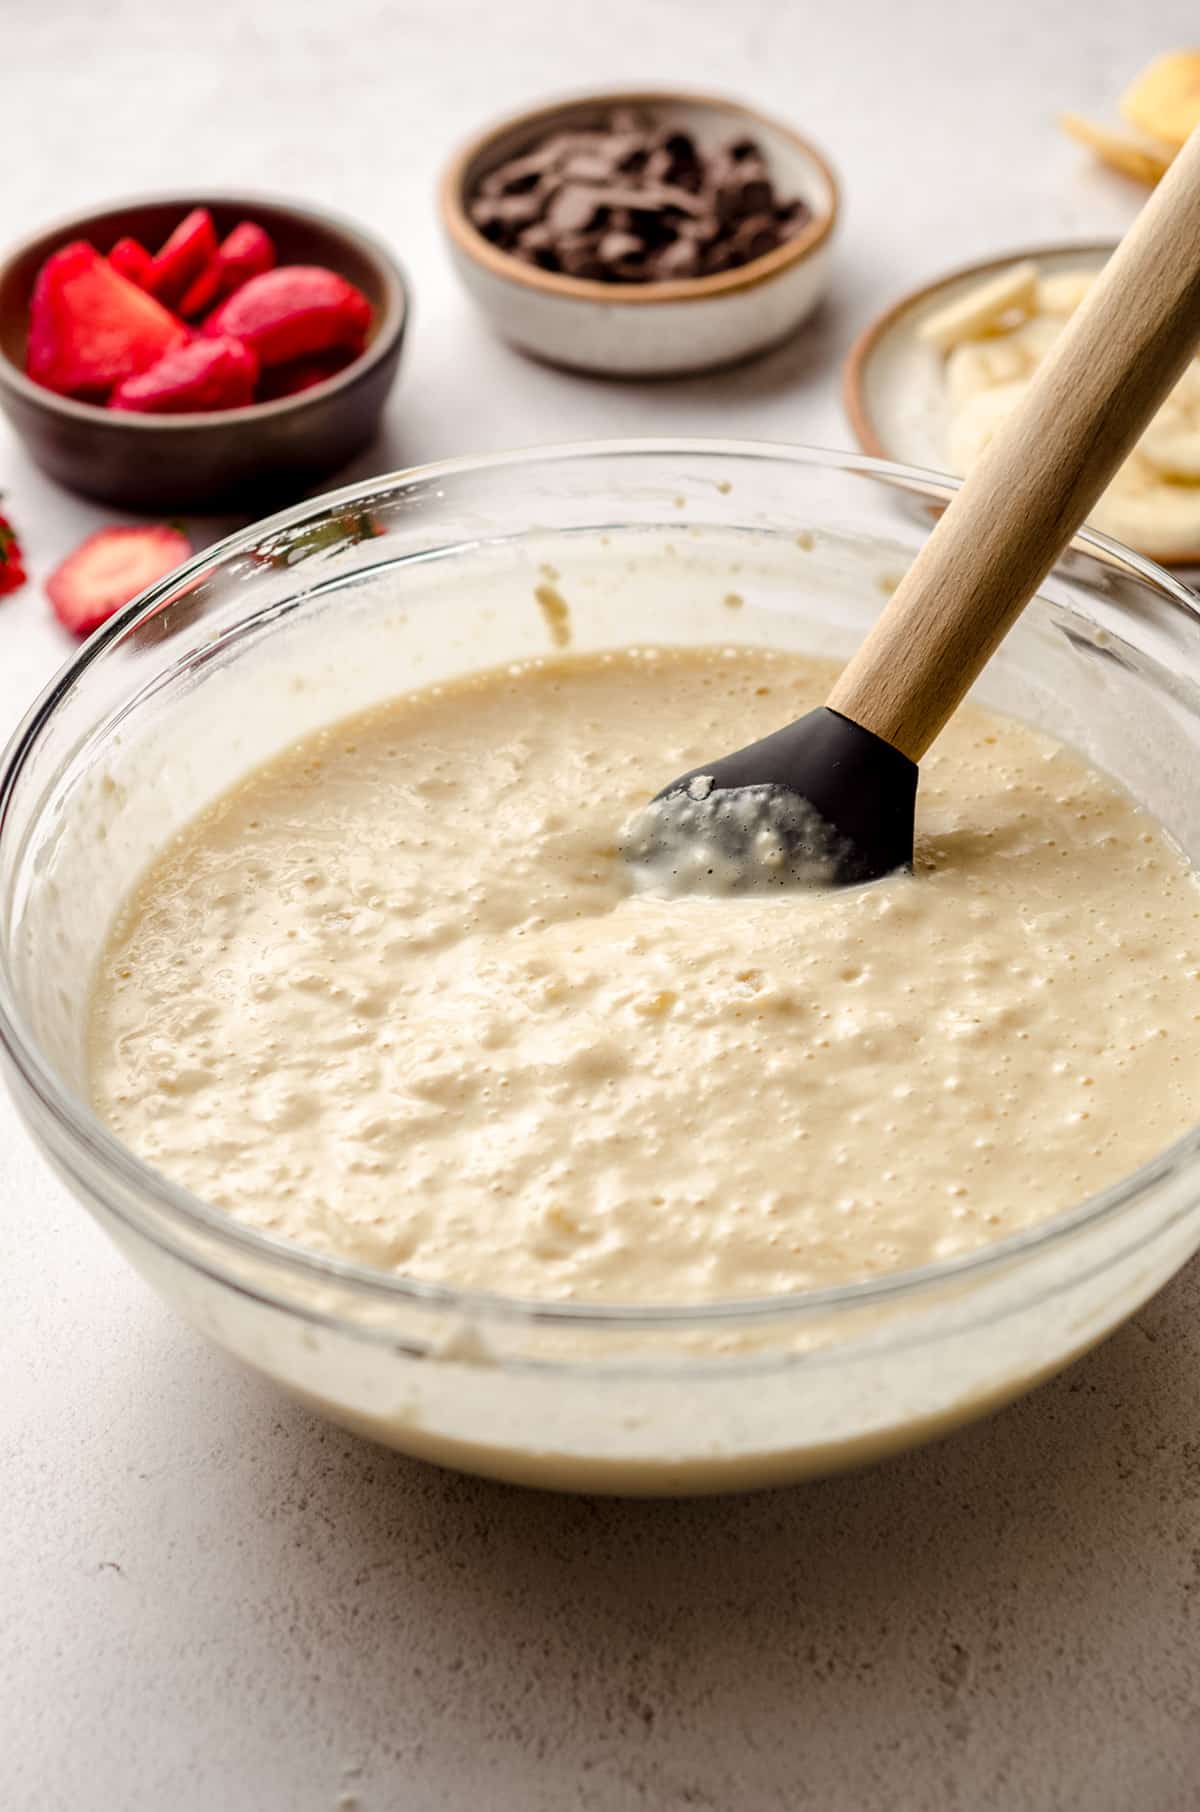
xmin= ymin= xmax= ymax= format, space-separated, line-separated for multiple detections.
xmin=2 ymin=442 xmax=1199 ymax=1495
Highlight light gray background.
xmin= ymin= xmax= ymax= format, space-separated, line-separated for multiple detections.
xmin=4 ymin=3 xmax=1200 ymax=1807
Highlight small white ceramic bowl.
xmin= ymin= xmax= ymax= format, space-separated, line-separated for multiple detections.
xmin=439 ymin=89 xmax=838 ymax=377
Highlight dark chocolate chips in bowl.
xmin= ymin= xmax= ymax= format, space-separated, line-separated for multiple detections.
xmin=468 ymin=107 xmax=812 ymax=284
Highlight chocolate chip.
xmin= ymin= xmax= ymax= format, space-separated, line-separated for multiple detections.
xmin=728 ymin=215 xmax=781 ymax=262
xmin=479 ymin=143 xmax=563 ymax=196
xmin=546 ymin=184 xmax=602 ymax=235
xmin=597 ymin=229 xmax=645 ymax=264
xmin=469 ymin=193 xmax=544 ymax=244
xmin=515 ymin=222 xmax=558 ymax=267
xmin=677 ymin=213 xmax=722 ymax=248
xmin=662 ymin=131 xmax=699 ymax=163
xmin=466 ymin=108 xmax=809 ymax=285
xmin=558 ymin=240 xmax=606 ymax=278
xmin=715 ymin=175 xmax=775 ymax=224
xmin=776 ymin=198 xmax=813 ymax=239
xmin=613 ymin=139 xmax=650 ymax=176
xmin=651 ymin=237 xmax=702 ymax=279
xmin=561 ymin=151 xmax=618 ymax=182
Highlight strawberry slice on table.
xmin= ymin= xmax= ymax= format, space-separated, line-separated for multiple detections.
xmin=0 ymin=506 xmax=27 ymax=597
xmin=46 ymin=525 xmax=191 ymax=639
xmin=148 ymin=207 xmax=218 ymax=306
xmin=203 ymin=266 xmax=371 ymax=366
xmin=26 ymin=242 xmax=187 ymax=400
xmin=108 ymin=236 xmax=155 ymax=289
xmin=109 ymin=335 xmax=259 ymax=413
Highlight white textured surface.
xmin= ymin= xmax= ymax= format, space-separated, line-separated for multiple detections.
xmin=3 ymin=3 xmax=1200 ymax=1807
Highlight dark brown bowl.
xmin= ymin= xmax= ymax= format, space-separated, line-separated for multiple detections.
xmin=0 ymin=192 xmax=409 ymax=512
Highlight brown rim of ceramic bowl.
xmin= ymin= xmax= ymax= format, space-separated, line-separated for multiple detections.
xmin=840 ymin=238 xmax=1200 ymax=570
xmin=439 ymin=88 xmax=839 ymax=306
xmin=0 ymin=189 xmax=409 ymax=427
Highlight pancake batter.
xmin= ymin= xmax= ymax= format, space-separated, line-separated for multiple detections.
xmin=88 ymin=648 xmax=1200 ymax=1304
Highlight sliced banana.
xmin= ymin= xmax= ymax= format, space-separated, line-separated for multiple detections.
xmin=944 ymin=333 xmax=1031 ymax=406
xmin=1163 ymin=358 xmax=1200 ymax=410
xmin=1103 ymin=449 xmax=1159 ymax=498
xmin=1120 ymin=51 xmax=1200 ymax=149
xmin=1140 ymin=409 xmax=1200 ymax=481
xmin=1008 ymin=314 xmax=1065 ymax=367
xmin=946 ymin=381 xmax=1028 ymax=474
xmin=918 ymin=262 xmax=1038 ymax=353
xmin=1088 ymin=479 xmax=1200 ymax=560
xmin=932 ymin=256 xmax=1200 ymax=559
xmin=1036 ymin=270 xmax=1097 ymax=316
xmin=1059 ymin=113 xmax=1173 ymax=185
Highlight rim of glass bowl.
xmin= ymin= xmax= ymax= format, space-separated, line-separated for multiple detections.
xmin=3 ymin=438 xmax=1200 ymax=1336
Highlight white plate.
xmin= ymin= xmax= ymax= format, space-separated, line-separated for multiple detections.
xmin=844 ymin=242 xmax=1116 ymax=462
xmin=840 ymin=241 xmax=1200 ymax=569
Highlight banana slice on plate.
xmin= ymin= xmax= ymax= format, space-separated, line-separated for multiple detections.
xmin=944 ymin=334 xmax=1031 ymax=405
xmin=1087 ymin=450 xmax=1200 ymax=558
xmin=943 ymin=316 xmax=1065 ymax=407
xmin=1035 ymin=270 xmax=1097 ymax=315
xmin=918 ymin=262 xmax=1038 ymax=352
xmin=946 ymin=380 xmax=1029 ymax=474
xmin=850 ymin=246 xmax=1200 ymax=561
xmin=1088 ymin=480 xmax=1200 ymax=560
xmin=1008 ymin=314 xmax=1066 ymax=366
xmin=1140 ymin=407 xmax=1200 ymax=480
xmin=1134 ymin=363 xmax=1200 ymax=479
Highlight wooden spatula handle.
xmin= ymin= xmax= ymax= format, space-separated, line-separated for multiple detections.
xmin=828 ymin=126 xmax=1200 ymax=763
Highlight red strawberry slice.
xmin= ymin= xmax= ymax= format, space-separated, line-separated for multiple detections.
xmin=214 ymin=220 xmax=276 ymax=292
xmin=256 ymin=348 xmax=355 ymax=400
xmin=149 ymin=208 xmax=218 ymax=306
xmin=26 ymin=242 xmax=188 ymax=400
xmin=109 ymin=236 xmax=155 ymax=289
xmin=0 ymin=507 xmax=27 ymax=598
xmin=178 ymin=258 xmax=223 ymax=320
xmin=109 ymin=335 xmax=259 ymax=413
xmin=46 ymin=525 xmax=191 ymax=638
xmin=180 ymin=221 xmax=277 ymax=319
xmin=203 ymin=266 xmax=371 ymax=367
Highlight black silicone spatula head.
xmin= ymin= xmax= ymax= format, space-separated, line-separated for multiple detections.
xmin=621 ymin=707 xmax=918 ymax=894
xmin=626 ymin=128 xmax=1200 ymax=897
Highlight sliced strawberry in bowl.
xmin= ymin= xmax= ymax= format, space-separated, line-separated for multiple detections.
xmin=256 ymin=348 xmax=355 ymax=400
xmin=26 ymin=242 xmax=188 ymax=400
xmin=178 ymin=259 xmax=223 ymax=320
xmin=203 ymin=266 xmax=371 ymax=366
xmin=108 ymin=236 xmax=155 ymax=289
xmin=109 ymin=336 xmax=259 ymax=413
xmin=148 ymin=208 xmax=217 ymax=307
xmin=0 ymin=193 xmax=406 ymax=508
xmin=180 ymin=221 xmax=277 ymax=318
xmin=213 ymin=221 xmax=276 ymax=294
xmin=46 ymin=525 xmax=191 ymax=639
